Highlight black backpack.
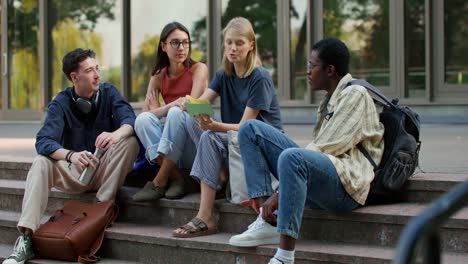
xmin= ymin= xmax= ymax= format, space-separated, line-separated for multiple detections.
xmin=346 ymin=80 xmax=422 ymax=199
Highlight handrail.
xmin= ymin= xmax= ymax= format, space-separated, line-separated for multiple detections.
xmin=393 ymin=180 xmax=468 ymax=264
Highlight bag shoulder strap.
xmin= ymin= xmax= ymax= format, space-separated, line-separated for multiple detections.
xmin=78 ymin=203 xmax=119 ymax=264
xmin=357 ymin=143 xmax=378 ymax=169
xmin=347 ymin=79 xmax=383 ymax=169
xmin=347 ymin=79 xmax=395 ymax=108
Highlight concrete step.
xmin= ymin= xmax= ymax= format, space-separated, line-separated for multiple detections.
xmin=401 ymin=173 xmax=468 ymax=203
xmin=1 ymin=158 xmax=467 ymax=203
xmin=100 ymin=223 xmax=392 ymax=264
xmin=0 ymin=179 xmax=95 ymax=214
xmin=0 ymin=243 xmax=141 ymax=264
xmin=1 ymin=211 xmax=467 ymax=264
xmin=0 ymin=211 xmax=468 ymax=263
xmin=1 ymin=180 xmax=467 ymax=253
xmin=117 ymin=187 xmax=468 ymax=253
xmin=0 ymin=158 xmax=31 ymax=181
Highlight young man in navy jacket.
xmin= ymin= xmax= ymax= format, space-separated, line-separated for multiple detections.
xmin=3 ymin=48 xmax=139 ymax=264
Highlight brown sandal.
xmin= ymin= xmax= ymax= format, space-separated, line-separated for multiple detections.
xmin=172 ymin=217 xmax=218 ymax=238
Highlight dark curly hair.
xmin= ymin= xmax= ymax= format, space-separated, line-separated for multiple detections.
xmin=312 ymin=38 xmax=350 ymax=77
xmin=62 ymin=48 xmax=96 ymax=81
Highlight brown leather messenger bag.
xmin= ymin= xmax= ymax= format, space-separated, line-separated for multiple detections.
xmin=32 ymin=200 xmax=118 ymax=263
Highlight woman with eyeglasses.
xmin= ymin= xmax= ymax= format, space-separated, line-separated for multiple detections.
xmin=132 ymin=22 xmax=208 ymax=202
xmin=172 ymin=17 xmax=282 ymax=238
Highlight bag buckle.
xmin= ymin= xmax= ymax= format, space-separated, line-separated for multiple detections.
xmin=72 ymin=212 xmax=87 ymax=225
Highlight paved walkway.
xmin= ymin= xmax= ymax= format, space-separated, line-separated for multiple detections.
xmin=0 ymin=121 xmax=467 ymax=174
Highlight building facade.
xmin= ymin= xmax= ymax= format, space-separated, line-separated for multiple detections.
xmin=0 ymin=0 xmax=467 ymax=122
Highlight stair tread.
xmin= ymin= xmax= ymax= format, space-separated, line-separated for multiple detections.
xmin=1 ymin=210 xmax=467 ymax=263
xmin=0 ymin=243 xmax=141 ymax=263
xmin=2 ymin=169 xmax=467 ymax=189
xmin=0 ymin=211 xmax=393 ymax=261
xmin=108 ymin=222 xmax=397 ymax=260
xmin=0 ymin=179 xmax=467 ymax=227
xmin=1 ymin=221 xmax=468 ymax=263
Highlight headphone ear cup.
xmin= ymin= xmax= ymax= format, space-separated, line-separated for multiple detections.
xmin=75 ymin=98 xmax=93 ymax=114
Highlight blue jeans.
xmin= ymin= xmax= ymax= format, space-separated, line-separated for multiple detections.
xmin=238 ymin=120 xmax=359 ymax=239
xmin=134 ymin=107 xmax=195 ymax=169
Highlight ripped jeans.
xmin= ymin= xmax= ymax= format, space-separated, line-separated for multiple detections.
xmin=134 ymin=106 xmax=196 ymax=169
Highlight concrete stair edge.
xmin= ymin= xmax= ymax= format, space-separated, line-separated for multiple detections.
xmin=0 ymin=182 xmax=468 ymax=230
xmin=1 ymin=157 xmax=467 ymax=192
xmin=1 ymin=220 xmax=468 ymax=264
xmin=0 ymin=243 xmax=142 ymax=264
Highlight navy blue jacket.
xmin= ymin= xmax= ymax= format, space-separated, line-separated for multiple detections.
xmin=36 ymin=82 xmax=136 ymax=156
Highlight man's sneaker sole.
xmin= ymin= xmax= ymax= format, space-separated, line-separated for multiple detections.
xmin=229 ymin=235 xmax=280 ymax=247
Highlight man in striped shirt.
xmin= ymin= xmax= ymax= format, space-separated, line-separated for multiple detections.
xmin=229 ymin=38 xmax=385 ymax=264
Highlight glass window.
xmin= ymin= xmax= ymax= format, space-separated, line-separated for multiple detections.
xmin=130 ymin=0 xmax=208 ymax=102
xmin=290 ymin=0 xmax=308 ymax=100
xmin=445 ymin=0 xmax=468 ymax=84
xmin=221 ymin=0 xmax=278 ymax=87
xmin=8 ymin=0 xmax=40 ymax=109
xmin=323 ymin=0 xmax=390 ymax=86
xmin=0 ymin=2 xmax=2 ymax=109
xmin=50 ymin=0 xmax=122 ymax=100
xmin=406 ymin=0 xmax=426 ymax=97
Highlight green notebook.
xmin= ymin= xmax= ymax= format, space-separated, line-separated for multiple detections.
xmin=184 ymin=101 xmax=214 ymax=117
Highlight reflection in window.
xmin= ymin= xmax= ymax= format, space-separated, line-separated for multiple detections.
xmin=50 ymin=0 xmax=121 ymax=99
xmin=0 ymin=1 xmax=2 ymax=109
xmin=445 ymin=0 xmax=468 ymax=84
xmin=8 ymin=0 xmax=40 ymax=109
xmin=290 ymin=0 xmax=308 ymax=100
xmin=323 ymin=0 xmax=389 ymax=86
xmin=406 ymin=0 xmax=425 ymax=97
xmin=221 ymin=0 xmax=278 ymax=87
xmin=130 ymin=0 xmax=207 ymax=102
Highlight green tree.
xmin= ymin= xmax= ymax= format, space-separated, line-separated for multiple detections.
xmin=7 ymin=0 xmax=40 ymax=108
xmin=10 ymin=49 xmax=40 ymax=108
xmin=7 ymin=0 xmax=116 ymax=108
xmin=131 ymin=35 xmax=160 ymax=102
xmin=323 ymin=0 xmax=390 ymax=85
xmin=52 ymin=19 xmax=103 ymax=97
xmin=48 ymin=0 xmax=116 ymax=100
xmin=444 ymin=0 xmax=468 ymax=83
xmin=192 ymin=0 xmax=280 ymax=64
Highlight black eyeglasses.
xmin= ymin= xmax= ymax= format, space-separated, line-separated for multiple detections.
xmin=167 ymin=39 xmax=191 ymax=49
xmin=307 ymin=61 xmax=321 ymax=71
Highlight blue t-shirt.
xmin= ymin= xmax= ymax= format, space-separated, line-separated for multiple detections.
xmin=209 ymin=67 xmax=282 ymax=130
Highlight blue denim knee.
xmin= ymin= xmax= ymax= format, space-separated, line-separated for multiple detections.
xmin=134 ymin=112 xmax=163 ymax=162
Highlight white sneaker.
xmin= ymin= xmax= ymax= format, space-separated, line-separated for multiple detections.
xmin=268 ymin=257 xmax=286 ymax=264
xmin=229 ymin=214 xmax=279 ymax=247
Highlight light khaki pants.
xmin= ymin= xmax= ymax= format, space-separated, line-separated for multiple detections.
xmin=18 ymin=136 xmax=139 ymax=232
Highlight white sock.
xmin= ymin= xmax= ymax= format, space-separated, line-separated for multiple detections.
xmin=274 ymin=248 xmax=294 ymax=264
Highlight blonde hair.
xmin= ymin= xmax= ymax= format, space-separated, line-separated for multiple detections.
xmin=222 ymin=17 xmax=262 ymax=77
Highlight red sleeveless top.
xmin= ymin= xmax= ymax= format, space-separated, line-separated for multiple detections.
xmin=160 ymin=65 xmax=194 ymax=104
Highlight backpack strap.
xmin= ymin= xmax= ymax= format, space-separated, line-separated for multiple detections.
xmin=347 ymin=79 xmax=395 ymax=108
xmin=78 ymin=204 xmax=119 ymax=264
xmin=357 ymin=143 xmax=377 ymax=169
xmin=347 ymin=79 xmax=383 ymax=170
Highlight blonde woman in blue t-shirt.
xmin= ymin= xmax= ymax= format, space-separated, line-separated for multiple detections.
xmin=172 ymin=17 xmax=282 ymax=238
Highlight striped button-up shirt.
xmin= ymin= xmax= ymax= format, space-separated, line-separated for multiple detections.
xmin=306 ymin=73 xmax=385 ymax=205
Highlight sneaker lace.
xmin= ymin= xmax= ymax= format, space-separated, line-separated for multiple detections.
xmin=10 ymin=236 xmax=27 ymax=258
xmin=246 ymin=214 xmax=267 ymax=232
